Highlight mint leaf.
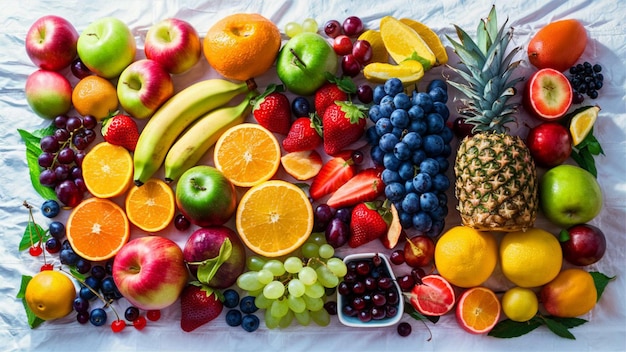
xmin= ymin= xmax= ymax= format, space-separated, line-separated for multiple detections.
xmin=590 ymin=271 xmax=615 ymax=301
xmin=17 ymin=128 xmax=57 ymax=201
xmin=18 ymin=221 xmax=48 ymax=251
xmin=196 ymin=239 xmax=233 ymax=285
xmin=488 ymin=318 xmax=542 ymax=338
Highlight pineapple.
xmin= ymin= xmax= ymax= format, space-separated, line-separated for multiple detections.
xmin=447 ymin=6 xmax=538 ymax=231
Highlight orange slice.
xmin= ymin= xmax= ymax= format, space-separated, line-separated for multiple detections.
xmin=214 ymin=123 xmax=281 ymax=187
xmin=236 ymin=180 xmax=313 ymax=257
xmin=455 ymin=286 xmax=501 ymax=334
xmin=66 ymin=197 xmax=130 ymax=261
xmin=82 ymin=142 xmax=133 ymax=199
xmin=399 ymin=18 xmax=448 ymax=65
xmin=280 ymin=150 xmax=323 ymax=181
xmin=379 ymin=16 xmax=436 ymax=69
xmin=125 ymin=178 xmax=175 ymax=233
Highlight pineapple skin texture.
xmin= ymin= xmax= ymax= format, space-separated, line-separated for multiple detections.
xmin=454 ymin=132 xmax=538 ymax=232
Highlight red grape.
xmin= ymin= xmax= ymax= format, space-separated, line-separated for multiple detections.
xmin=324 ymin=19 xmax=342 ymax=38
xmin=352 ymin=40 xmax=373 ymax=64
xmin=332 ymin=35 xmax=353 ymax=56
xmin=341 ymin=54 xmax=361 ymax=77
xmin=71 ymin=58 xmax=92 ymax=79
xmin=342 ymin=16 xmax=364 ymax=37
xmin=356 ymin=84 xmax=374 ymax=104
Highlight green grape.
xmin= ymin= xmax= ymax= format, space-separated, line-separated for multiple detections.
xmin=237 ymin=271 xmax=264 ymax=291
xmin=302 ymin=295 xmax=324 ymax=311
xmin=265 ymin=309 xmax=280 ymax=329
xmin=298 ymin=266 xmax=317 ymax=285
xmin=301 ymin=242 xmax=319 ymax=258
xmin=316 ymin=265 xmax=339 ymax=288
xmin=284 ymin=22 xmax=303 ymax=38
xmin=284 ymin=256 xmax=304 ymax=274
xmin=254 ymin=293 xmax=274 ymax=309
xmin=318 ymin=243 xmax=335 ymax=259
xmin=287 ymin=294 xmax=306 ymax=313
xmin=279 ymin=309 xmax=294 ymax=328
xmin=287 ymin=278 xmax=306 ymax=297
xmin=263 ymin=280 xmax=286 ymax=300
xmin=257 ymin=269 xmax=274 ymax=285
xmin=247 ymin=288 xmax=263 ymax=297
xmin=263 ymin=259 xmax=286 ymax=276
xmin=307 ymin=232 xmax=326 ymax=245
xmin=310 ymin=308 xmax=331 ymax=326
xmin=304 ymin=281 xmax=325 ymax=298
xmin=247 ymin=256 xmax=266 ymax=271
xmin=302 ymin=18 xmax=319 ymax=33
xmin=326 ymin=257 xmax=348 ymax=277
xmin=270 ymin=297 xmax=290 ymax=318
xmin=294 ymin=309 xmax=311 ymax=326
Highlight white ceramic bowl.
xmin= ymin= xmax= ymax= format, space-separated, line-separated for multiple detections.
xmin=337 ymin=252 xmax=404 ymax=328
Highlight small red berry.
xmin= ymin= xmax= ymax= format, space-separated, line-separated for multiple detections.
xmin=111 ymin=319 xmax=126 ymax=333
xmin=29 ymin=245 xmax=43 ymax=257
xmin=133 ymin=316 xmax=147 ymax=330
xmin=40 ymin=263 xmax=54 ymax=271
xmin=146 ymin=310 xmax=161 ymax=321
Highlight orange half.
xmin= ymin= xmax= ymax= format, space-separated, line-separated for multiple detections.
xmin=125 ymin=178 xmax=175 ymax=233
xmin=455 ymin=286 xmax=501 ymax=334
xmin=82 ymin=142 xmax=133 ymax=199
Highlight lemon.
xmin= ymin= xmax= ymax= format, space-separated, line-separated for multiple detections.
xmin=434 ymin=226 xmax=498 ymax=288
xmin=569 ymin=105 xmax=600 ymax=146
xmin=501 ymin=287 xmax=539 ymax=322
xmin=363 ymin=60 xmax=424 ymax=85
xmin=357 ymin=30 xmax=389 ymax=63
xmin=379 ymin=16 xmax=436 ymax=69
xmin=399 ymin=18 xmax=448 ymax=65
xmin=25 ymin=271 xmax=76 ymax=320
xmin=500 ymin=228 xmax=563 ymax=288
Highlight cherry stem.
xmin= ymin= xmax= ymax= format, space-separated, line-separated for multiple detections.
xmin=60 ymin=267 xmax=121 ymax=321
xmin=23 ymin=201 xmax=48 ymax=263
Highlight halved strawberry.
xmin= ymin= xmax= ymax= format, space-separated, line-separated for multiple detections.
xmin=309 ymin=150 xmax=356 ymax=201
xmin=326 ymin=167 xmax=384 ymax=209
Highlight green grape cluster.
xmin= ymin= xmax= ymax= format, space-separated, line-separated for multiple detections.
xmin=236 ymin=233 xmax=347 ymax=329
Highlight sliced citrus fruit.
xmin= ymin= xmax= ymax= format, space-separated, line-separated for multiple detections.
xmin=409 ymin=275 xmax=456 ymax=316
xmin=236 ymin=180 xmax=313 ymax=257
xmin=357 ymin=29 xmax=389 ymax=63
xmin=569 ymin=105 xmax=600 ymax=146
xmin=66 ymin=197 xmax=130 ymax=261
xmin=280 ymin=150 xmax=323 ymax=181
xmin=82 ymin=142 xmax=133 ymax=199
xmin=214 ymin=123 xmax=281 ymax=187
xmin=363 ymin=60 xmax=425 ymax=85
xmin=125 ymin=178 xmax=175 ymax=233
xmin=379 ymin=16 xmax=436 ymax=69
xmin=400 ymin=18 xmax=448 ymax=65
xmin=455 ymin=286 xmax=501 ymax=334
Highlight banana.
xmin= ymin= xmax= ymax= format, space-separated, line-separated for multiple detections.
xmin=133 ymin=79 xmax=254 ymax=186
xmin=163 ymin=92 xmax=255 ymax=183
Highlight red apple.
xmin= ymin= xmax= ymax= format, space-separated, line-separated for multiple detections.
xmin=112 ymin=236 xmax=188 ymax=310
xmin=25 ymin=15 xmax=79 ymax=71
xmin=183 ymin=226 xmax=246 ymax=289
xmin=524 ymin=68 xmax=573 ymax=121
xmin=560 ymin=224 xmax=606 ymax=266
xmin=526 ymin=122 xmax=572 ymax=167
xmin=25 ymin=70 xmax=72 ymax=119
xmin=403 ymin=235 xmax=435 ymax=268
xmin=144 ymin=18 xmax=202 ymax=75
xmin=117 ymin=59 xmax=174 ymax=119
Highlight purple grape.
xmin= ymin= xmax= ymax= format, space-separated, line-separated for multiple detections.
xmin=73 ymin=134 xmax=89 ymax=150
xmin=73 ymin=297 xmax=90 ymax=313
xmin=325 ymin=218 xmax=349 ymax=248
xmin=66 ymin=116 xmax=82 ymax=132
xmin=75 ymin=151 xmax=86 ymax=166
xmin=39 ymin=169 xmax=57 ymax=187
xmin=84 ymin=129 xmax=96 ymax=144
xmin=40 ymin=135 xmax=59 ymax=153
xmin=54 ymin=128 xmax=70 ymax=142
xmin=315 ymin=204 xmax=334 ymax=224
xmin=74 ymin=178 xmax=87 ymax=193
xmin=82 ymin=115 xmax=97 ymax=129
xmin=38 ymin=152 xmax=55 ymax=168
xmin=324 ymin=20 xmax=342 ymax=38
xmin=70 ymin=166 xmax=82 ymax=180
xmin=57 ymin=148 xmax=75 ymax=164
xmin=174 ymin=214 xmax=191 ymax=231
xmin=342 ymin=16 xmax=364 ymax=37
xmin=54 ymin=164 xmax=70 ymax=181
xmin=335 ymin=208 xmax=351 ymax=223
xmin=357 ymin=84 xmax=374 ymax=104
xmin=71 ymin=59 xmax=92 ymax=79
xmin=53 ymin=115 xmax=68 ymax=129
xmin=55 ymin=179 xmax=83 ymax=207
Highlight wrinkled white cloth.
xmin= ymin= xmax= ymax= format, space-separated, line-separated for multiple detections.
xmin=1 ymin=0 xmax=625 ymax=351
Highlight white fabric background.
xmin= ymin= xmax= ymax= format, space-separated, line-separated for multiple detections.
xmin=1 ymin=0 xmax=625 ymax=351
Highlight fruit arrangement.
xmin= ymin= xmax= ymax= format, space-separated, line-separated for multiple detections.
xmin=15 ymin=3 xmax=618 ymax=345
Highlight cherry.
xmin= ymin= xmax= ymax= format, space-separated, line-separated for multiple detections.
xmin=342 ymin=16 xmax=364 ymax=37
xmin=352 ymin=40 xmax=373 ymax=64
xmin=29 ymin=245 xmax=43 ymax=257
xmin=333 ymin=35 xmax=353 ymax=56
xmin=146 ymin=310 xmax=161 ymax=321
xmin=341 ymin=54 xmax=361 ymax=77
xmin=40 ymin=263 xmax=54 ymax=271
xmin=133 ymin=316 xmax=147 ymax=330
xmin=111 ymin=319 xmax=126 ymax=333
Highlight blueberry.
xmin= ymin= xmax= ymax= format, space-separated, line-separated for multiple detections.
xmin=439 ymin=126 xmax=454 ymax=144
xmin=432 ymin=173 xmax=451 ymax=192
xmin=390 ymin=109 xmax=409 ymax=129
xmin=423 ymin=134 xmax=445 ymax=156
xmin=100 ymin=277 xmax=117 ymax=294
xmin=393 ymin=142 xmax=411 ymax=161
xmin=384 ymin=78 xmax=403 ymax=96
xmin=413 ymin=173 xmax=432 ymax=193
xmin=90 ymin=265 xmax=107 ymax=280
xmin=223 ymin=289 xmax=240 ymax=309
xmin=407 ymin=105 xmax=425 ymax=120
xmin=393 ymin=93 xmax=411 ymax=110
xmin=366 ymin=126 xmax=380 ymax=145
xmin=412 ymin=92 xmax=433 ymax=112
xmin=402 ymin=192 xmax=421 ymax=214
xmin=89 ymin=308 xmax=107 ymax=326
xmin=412 ymin=211 xmax=433 ymax=232
xmin=402 ymin=132 xmax=422 ymax=150
xmin=60 ymin=248 xmax=79 ymax=266
xmin=382 ymin=169 xmax=402 ymax=185
xmin=384 ymin=182 xmax=406 ymax=202
xmin=375 ymin=118 xmax=393 ymax=136
xmin=428 ymin=86 xmax=448 ymax=103
xmin=379 ymin=100 xmax=395 ymax=118
xmin=408 ymin=119 xmax=427 ymax=135
xmin=383 ymin=153 xmax=401 ymax=171
xmin=397 ymin=162 xmax=415 ymax=181
xmin=368 ymin=105 xmax=383 ymax=123
xmin=432 ymin=102 xmax=449 ymax=121
xmin=405 ymin=179 xmax=417 ymax=194
xmin=427 ymin=79 xmax=447 ymax=93
xmin=428 ymin=205 xmax=448 ymax=220
xmin=291 ymin=96 xmax=311 ymax=117
xmin=426 ymin=218 xmax=445 ymax=238
xmin=239 ymin=296 xmax=258 ymax=314
xmin=420 ymin=158 xmax=440 ymax=176
xmin=370 ymin=146 xmax=384 ymax=166
xmin=73 ymin=297 xmax=89 ymax=313
xmin=48 ymin=221 xmax=66 ymax=240
xmin=241 ymin=314 xmax=260 ymax=332
xmin=75 ymin=258 xmax=91 ymax=274
xmin=79 ymin=286 xmax=96 ymax=300
xmin=399 ymin=211 xmax=413 ymax=228
xmin=435 ymin=156 xmax=450 ymax=173
xmin=225 ymin=309 xmax=243 ymax=327
xmin=426 ymin=113 xmax=444 ymax=134
xmin=373 ymin=85 xmax=386 ymax=104
xmin=411 ymin=149 xmax=427 ymax=166
xmin=420 ymin=192 xmax=439 ymax=212
xmin=41 ymin=199 xmax=60 ymax=218
xmin=379 ymin=133 xmax=399 ymax=153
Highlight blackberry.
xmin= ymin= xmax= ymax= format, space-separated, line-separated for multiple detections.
xmin=568 ymin=61 xmax=605 ymax=103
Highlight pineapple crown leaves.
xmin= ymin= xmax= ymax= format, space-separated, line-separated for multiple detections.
xmin=445 ymin=5 xmax=524 ymax=134
xmin=335 ymin=100 xmax=368 ymax=124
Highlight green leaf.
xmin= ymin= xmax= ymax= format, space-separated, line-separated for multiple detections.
xmin=549 ymin=316 xmax=587 ymax=329
xmin=558 ymin=229 xmax=570 ymax=242
xmin=590 ymin=271 xmax=616 ymax=301
xmin=17 ymin=275 xmax=32 ymax=299
xmin=18 ymin=221 xmax=48 ymax=251
xmin=196 ymin=239 xmax=233 ymax=285
xmin=403 ymin=302 xmax=439 ymax=324
xmin=406 ymin=52 xmax=432 ymax=71
xmin=17 ymin=128 xmax=57 ymax=201
xmin=541 ymin=316 xmax=576 ymax=339
xmin=488 ymin=318 xmax=542 ymax=338
xmin=17 ymin=275 xmax=44 ymax=329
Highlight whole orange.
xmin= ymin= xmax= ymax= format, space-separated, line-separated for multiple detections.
xmin=203 ymin=13 xmax=281 ymax=81
xmin=527 ymin=19 xmax=587 ymax=72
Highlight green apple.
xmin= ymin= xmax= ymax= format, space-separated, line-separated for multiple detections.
xmin=175 ymin=166 xmax=237 ymax=227
xmin=539 ymin=164 xmax=602 ymax=227
xmin=77 ymin=17 xmax=136 ymax=79
xmin=276 ymin=32 xmax=338 ymax=96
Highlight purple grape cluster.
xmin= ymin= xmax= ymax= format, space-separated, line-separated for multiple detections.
xmin=38 ymin=114 xmax=97 ymax=207
xmin=313 ymin=204 xmax=352 ymax=248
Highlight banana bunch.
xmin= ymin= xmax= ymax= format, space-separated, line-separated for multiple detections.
xmin=133 ymin=79 xmax=255 ymax=186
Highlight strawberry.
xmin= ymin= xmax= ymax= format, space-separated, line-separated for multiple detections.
xmin=349 ymin=201 xmax=392 ymax=248
xmin=314 ymin=76 xmax=356 ymax=118
xmin=322 ymin=101 xmax=367 ymax=156
xmin=180 ymin=282 xmax=224 ymax=332
xmin=251 ymin=84 xmax=291 ymax=135
xmin=101 ymin=114 xmax=140 ymax=151
xmin=282 ymin=116 xmax=323 ymax=153
xmin=309 ymin=150 xmax=356 ymax=201
xmin=326 ymin=167 xmax=385 ymax=209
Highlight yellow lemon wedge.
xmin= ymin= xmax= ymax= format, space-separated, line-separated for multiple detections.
xmin=363 ymin=60 xmax=425 ymax=85
xmin=399 ymin=18 xmax=448 ymax=65
xmin=569 ymin=105 xmax=600 ymax=146
xmin=379 ymin=16 xmax=436 ymax=70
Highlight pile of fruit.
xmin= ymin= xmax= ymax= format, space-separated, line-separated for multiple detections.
xmin=18 ymin=5 xmax=614 ymax=341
